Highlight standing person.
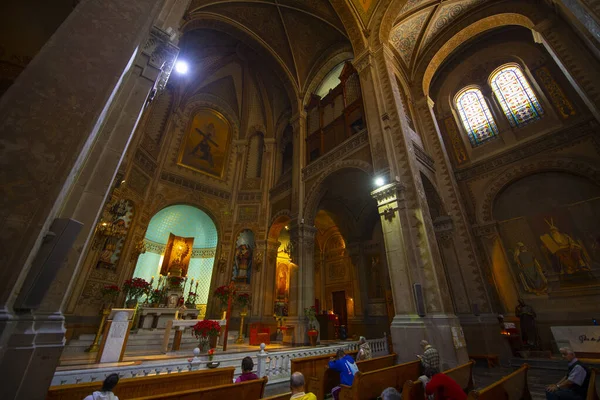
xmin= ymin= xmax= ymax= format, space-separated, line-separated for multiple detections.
xmin=290 ymin=372 xmax=317 ymax=400
xmin=328 ymin=349 xmax=359 ymax=400
xmin=84 ymin=373 xmax=119 ymax=400
xmin=356 ymin=336 xmax=372 ymax=361
xmin=235 ymin=356 xmax=259 ymax=383
xmin=417 ymin=340 xmax=440 ymax=371
xmin=546 ymin=348 xmax=591 ymax=400
xmin=424 ymin=368 xmax=467 ymax=400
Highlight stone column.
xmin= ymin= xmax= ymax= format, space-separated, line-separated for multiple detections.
xmin=290 ymin=111 xmax=306 ymax=217
xmin=251 ymin=240 xmax=267 ymax=318
xmin=287 ymin=223 xmax=317 ymax=345
xmin=553 ymin=0 xmax=600 ymax=53
xmin=0 ymin=1 xmax=167 ymax=398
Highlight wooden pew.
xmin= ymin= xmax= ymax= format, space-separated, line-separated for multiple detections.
xmin=468 ymin=354 xmax=499 ymax=368
xmin=587 ymin=368 xmax=599 ymax=400
xmin=131 ymin=376 xmax=268 ymax=400
xmin=308 ymin=353 xmax=396 ymax=400
xmin=47 ymin=367 xmax=235 ymax=400
xmin=467 ymin=364 xmax=531 ymax=400
xmin=290 ymin=349 xmax=358 ymax=390
xmin=261 ymin=393 xmax=292 ymax=400
xmin=338 ymin=360 xmax=421 ymax=400
xmin=401 ymin=360 xmax=475 ymax=400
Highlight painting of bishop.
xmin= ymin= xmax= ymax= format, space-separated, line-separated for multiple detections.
xmin=539 ymin=218 xmax=591 ymax=275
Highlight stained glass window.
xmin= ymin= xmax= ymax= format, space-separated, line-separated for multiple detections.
xmin=456 ymin=88 xmax=499 ymax=146
xmin=490 ymin=65 xmax=544 ymax=127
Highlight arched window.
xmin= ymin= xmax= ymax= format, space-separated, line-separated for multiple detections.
xmin=490 ymin=65 xmax=543 ymax=127
xmin=455 ymin=88 xmax=499 ymax=146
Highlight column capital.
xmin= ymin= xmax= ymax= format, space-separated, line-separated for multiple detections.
xmin=140 ymin=26 xmax=179 ymax=92
xmin=370 ymin=180 xmax=405 ymax=207
xmin=289 ymin=111 xmax=307 ymax=128
xmin=353 ymin=50 xmax=374 ymax=74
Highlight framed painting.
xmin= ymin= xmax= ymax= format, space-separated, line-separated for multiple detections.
xmin=177 ymin=108 xmax=231 ymax=178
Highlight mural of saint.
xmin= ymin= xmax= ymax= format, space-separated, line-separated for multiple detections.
xmin=513 ymin=242 xmax=548 ymax=295
xmin=539 ymin=219 xmax=591 ymax=275
xmin=277 ymin=264 xmax=288 ymax=300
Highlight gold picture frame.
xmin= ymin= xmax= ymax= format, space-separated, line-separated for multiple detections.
xmin=177 ymin=108 xmax=232 ymax=178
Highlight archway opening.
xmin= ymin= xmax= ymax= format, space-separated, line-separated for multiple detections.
xmin=133 ymin=204 xmax=218 ymax=306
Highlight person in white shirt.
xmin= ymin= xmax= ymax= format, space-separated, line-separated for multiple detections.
xmin=546 ymin=348 xmax=590 ymax=400
xmin=84 ymin=373 xmax=119 ymax=400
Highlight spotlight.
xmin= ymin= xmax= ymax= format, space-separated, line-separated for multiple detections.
xmin=375 ymin=177 xmax=385 ymax=187
xmin=175 ymin=60 xmax=189 ymax=74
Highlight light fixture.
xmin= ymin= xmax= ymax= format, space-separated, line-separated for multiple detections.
xmin=175 ymin=60 xmax=189 ymax=74
xmin=285 ymin=225 xmax=289 ymax=230
xmin=375 ymin=177 xmax=385 ymax=187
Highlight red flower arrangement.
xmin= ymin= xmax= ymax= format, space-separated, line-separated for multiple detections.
xmin=192 ymin=319 xmax=221 ymax=338
xmin=236 ymin=293 xmax=251 ymax=309
xmin=208 ymin=348 xmax=215 ymax=361
xmin=122 ymin=277 xmax=151 ymax=301
xmin=168 ymin=276 xmax=184 ymax=287
xmin=214 ymin=285 xmax=236 ymax=306
xmin=101 ymin=284 xmax=120 ymax=298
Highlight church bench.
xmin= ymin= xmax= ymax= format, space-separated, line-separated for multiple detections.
xmin=338 ymin=359 xmax=421 ymax=400
xmin=468 ymin=354 xmax=499 ymax=368
xmin=307 ymin=353 xmax=397 ymax=399
xmin=587 ymin=368 xmax=599 ymax=400
xmin=46 ymin=366 xmax=235 ymax=400
xmin=466 ymin=364 xmax=531 ymax=400
xmin=261 ymin=393 xmax=292 ymax=400
xmin=131 ymin=376 xmax=268 ymax=399
xmin=401 ymin=360 xmax=475 ymax=400
xmin=290 ymin=349 xmax=358 ymax=389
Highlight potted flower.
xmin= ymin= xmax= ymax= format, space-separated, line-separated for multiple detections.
xmin=122 ymin=277 xmax=151 ymax=308
xmin=167 ymin=276 xmax=184 ymax=288
xmin=206 ymin=348 xmax=219 ymax=368
xmin=148 ymin=288 xmax=165 ymax=307
xmin=185 ymin=291 xmax=198 ymax=307
xmin=192 ymin=319 xmax=221 ymax=351
xmin=304 ymin=306 xmax=318 ymax=346
xmin=214 ymin=285 xmax=236 ymax=308
xmin=101 ymin=284 xmax=120 ymax=308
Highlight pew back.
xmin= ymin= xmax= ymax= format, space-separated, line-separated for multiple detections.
xmin=261 ymin=392 xmax=292 ymax=400
xmin=291 ymin=350 xmax=358 ymax=383
xmin=308 ymin=353 xmax=396 ymax=399
xmin=588 ymin=368 xmax=599 ymax=400
xmin=467 ymin=364 xmax=531 ymax=400
xmin=401 ymin=361 xmax=475 ymax=400
xmin=47 ymin=367 xmax=235 ymax=400
xmin=132 ymin=376 xmax=268 ymax=400
xmin=339 ymin=360 xmax=421 ymax=400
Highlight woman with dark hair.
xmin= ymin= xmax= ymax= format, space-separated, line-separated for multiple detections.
xmin=84 ymin=373 xmax=119 ymax=400
xmin=235 ymin=356 xmax=259 ymax=383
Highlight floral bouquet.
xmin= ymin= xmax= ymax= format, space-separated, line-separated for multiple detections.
xmin=214 ymin=285 xmax=236 ymax=307
xmin=304 ymin=306 xmax=317 ymax=330
xmin=192 ymin=319 xmax=221 ymax=339
xmin=148 ymin=288 xmax=165 ymax=305
xmin=101 ymin=284 xmax=120 ymax=300
xmin=167 ymin=276 xmax=184 ymax=287
xmin=186 ymin=291 xmax=198 ymax=306
xmin=208 ymin=348 xmax=215 ymax=361
xmin=122 ymin=277 xmax=151 ymax=302
xmin=236 ymin=293 xmax=251 ymax=310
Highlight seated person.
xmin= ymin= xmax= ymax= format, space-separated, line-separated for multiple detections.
xmin=356 ymin=336 xmax=372 ymax=361
xmin=328 ymin=349 xmax=359 ymax=400
xmin=424 ymin=367 xmax=466 ymax=400
xmin=290 ymin=372 xmax=317 ymax=400
xmin=380 ymin=387 xmax=402 ymax=400
xmin=84 ymin=373 xmax=119 ymax=400
xmin=546 ymin=347 xmax=591 ymax=400
xmin=235 ymin=356 xmax=259 ymax=383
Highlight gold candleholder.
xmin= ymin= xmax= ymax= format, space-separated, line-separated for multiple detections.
xmin=235 ymin=311 xmax=247 ymax=344
xmin=86 ymin=306 xmax=111 ymax=353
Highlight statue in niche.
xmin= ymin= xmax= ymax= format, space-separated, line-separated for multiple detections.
xmin=515 ymin=298 xmax=539 ymax=349
xmin=540 ymin=218 xmax=591 ymax=275
xmin=512 ymin=242 xmax=548 ymax=295
xmin=277 ymin=264 xmax=288 ymax=300
xmin=233 ymin=244 xmax=252 ymax=284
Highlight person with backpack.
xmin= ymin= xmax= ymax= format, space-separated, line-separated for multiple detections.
xmin=328 ymin=349 xmax=358 ymax=400
xmin=84 ymin=373 xmax=119 ymax=400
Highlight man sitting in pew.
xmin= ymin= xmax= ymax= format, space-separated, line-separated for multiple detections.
xmin=290 ymin=372 xmax=317 ymax=400
xmin=328 ymin=349 xmax=359 ymax=400
xmin=546 ymin=347 xmax=591 ymax=400
xmin=424 ymin=367 xmax=467 ymax=400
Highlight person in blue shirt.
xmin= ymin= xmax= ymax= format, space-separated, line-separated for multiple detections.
xmin=328 ymin=349 xmax=359 ymax=400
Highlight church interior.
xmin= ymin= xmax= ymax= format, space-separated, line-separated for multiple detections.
xmin=1 ymin=0 xmax=600 ymax=399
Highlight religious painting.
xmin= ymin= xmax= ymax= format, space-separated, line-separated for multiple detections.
xmin=177 ymin=109 xmax=231 ymax=178
xmin=233 ymin=229 xmax=255 ymax=284
xmin=94 ymin=198 xmax=134 ymax=271
xmin=160 ymin=233 xmax=194 ymax=277
xmin=276 ymin=262 xmax=289 ymax=301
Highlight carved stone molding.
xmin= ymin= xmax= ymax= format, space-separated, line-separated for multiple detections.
xmin=371 ymin=181 xmax=406 ymax=207
xmin=160 ymin=171 xmax=231 ymax=200
xmin=141 ymin=26 xmax=179 ymax=92
xmin=302 ymin=129 xmax=369 ymax=180
xmin=433 ymin=216 xmax=454 ymax=241
xmin=353 ymin=50 xmax=373 ymax=74
xmin=472 ymin=222 xmax=499 ymax=238
xmin=134 ymin=149 xmax=157 ymax=175
xmin=413 ymin=142 xmax=436 ymax=172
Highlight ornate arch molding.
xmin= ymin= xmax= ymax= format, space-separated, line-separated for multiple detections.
xmin=478 ymin=157 xmax=600 ymax=224
xmin=267 ymin=209 xmax=292 ymax=241
xmin=376 ymin=0 xmax=411 ymax=47
xmin=415 ymin=5 xmax=545 ymax=96
xmin=329 ymin=0 xmax=368 ymax=53
xmin=303 ymin=159 xmax=373 ymax=225
xmin=177 ymin=93 xmax=241 ymax=135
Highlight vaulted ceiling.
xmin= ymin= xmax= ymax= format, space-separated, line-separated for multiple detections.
xmin=389 ymin=0 xmax=490 ymax=70
xmin=185 ymin=0 xmax=352 ymax=94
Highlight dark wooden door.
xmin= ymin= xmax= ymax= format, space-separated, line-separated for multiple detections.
xmin=332 ymin=291 xmax=347 ymax=329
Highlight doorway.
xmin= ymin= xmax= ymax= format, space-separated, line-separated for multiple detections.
xmin=332 ymin=291 xmax=347 ymax=331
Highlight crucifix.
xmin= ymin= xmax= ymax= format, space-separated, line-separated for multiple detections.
xmin=222 ymin=280 xmax=236 ymax=352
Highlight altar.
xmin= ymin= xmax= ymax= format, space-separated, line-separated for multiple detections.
xmin=162 ymin=318 xmax=226 ymax=353
xmin=136 ymin=306 xmax=200 ymax=330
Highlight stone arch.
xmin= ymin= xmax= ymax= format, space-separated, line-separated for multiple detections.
xmin=303 ymin=159 xmax=373 ymax=225
xmin=268 ymin=209 xmax=292 ymax=242
xmin=478 ymin=156 xmax=600 ymax=224
xmin=329 ymin=0 xmax=368 ymax=54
